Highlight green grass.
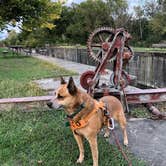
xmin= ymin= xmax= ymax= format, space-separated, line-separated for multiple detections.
xmin=0 ymin=48 xmax=147 ymax=165
xmin=0 ymin=108 xmax=146 ymax=166
xmin=133 ymin=47 xmax=166 ymax=53
xmin=0 ymin=48 xmax=76 ymax=98
xmin=129 ymin=107 xmax=151 ymax=119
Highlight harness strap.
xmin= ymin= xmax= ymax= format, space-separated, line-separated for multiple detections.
xmin=69 ymin=101 xmax=105 ymax=131
xmin=67 ymin=103 xmax=85 ymax=119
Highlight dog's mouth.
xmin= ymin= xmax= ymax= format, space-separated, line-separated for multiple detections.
xmin=47 ymin=101 xmax=65 ymax=110
xmin=56 ymin=105 xmax=65 ymax=110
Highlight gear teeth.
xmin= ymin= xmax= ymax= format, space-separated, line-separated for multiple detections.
xmin=87 ymin=27 xmax=115 ymax=63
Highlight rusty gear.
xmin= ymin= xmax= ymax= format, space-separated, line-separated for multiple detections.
xmin=80 ymin=71 xmax=97 ymax=90
xmin=87 ymin=27 xmax=115 ymax=63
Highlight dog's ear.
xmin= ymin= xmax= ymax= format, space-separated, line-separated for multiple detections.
xmin=67 ymin=77 xmax=77 ymax=95
xmin=60 ymin=76 xmax=66 ymax=84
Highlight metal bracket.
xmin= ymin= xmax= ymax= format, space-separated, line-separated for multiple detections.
xmin=108 ymin=118 xmax=115 ymax=130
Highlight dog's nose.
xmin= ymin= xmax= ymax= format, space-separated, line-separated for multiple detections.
xmin=47 ymin=101 xmax=53 ymax=108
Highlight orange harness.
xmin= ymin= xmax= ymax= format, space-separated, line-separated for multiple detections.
xmin=69 ymin=101 xmax=105 ymax=131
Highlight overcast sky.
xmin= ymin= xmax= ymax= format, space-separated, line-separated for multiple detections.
xmin=0 ymin=0 xmax=146 ymax=40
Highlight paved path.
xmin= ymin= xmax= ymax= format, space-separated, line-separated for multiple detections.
xmin=34 ymin=55 xmax=166 ymax=166
xmin=35 ymin=55 xmax=95 ymax=74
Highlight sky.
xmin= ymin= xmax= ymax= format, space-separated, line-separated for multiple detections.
xmin=0 ymin=0 xmax=146 ymax=41
xmin=66 ymin=0 xmax=146 ymax=8
xmin=0 ymin=23 xmax=21 ymax=40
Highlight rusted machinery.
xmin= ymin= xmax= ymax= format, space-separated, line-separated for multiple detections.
xmin=80 ymin=27 xmax=166 ymax=118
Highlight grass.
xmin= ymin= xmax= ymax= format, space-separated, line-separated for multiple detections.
xmin=0 ymin=47 xmax=146 ymax=165
xmin=129 ymin=105 xmax=151 ymax=119
xmin=133 ymin=47 xmax=166 ymax=53
xmin=0 ymin=48 xmax=76 ymax=98
xmin=0 ymin=108 xmax=146 ymax=166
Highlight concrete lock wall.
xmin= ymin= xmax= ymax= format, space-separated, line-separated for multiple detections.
xmin=44 ymin=47 xmax=166 ymax=88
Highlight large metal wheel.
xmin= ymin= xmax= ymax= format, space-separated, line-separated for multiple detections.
xmin=110 ymin=70 xmax=131 ymax=89
xmin=80 ymin=70 xmax=99 ymax=90
xmin=87 ymin=27 xmax=115 ymax=63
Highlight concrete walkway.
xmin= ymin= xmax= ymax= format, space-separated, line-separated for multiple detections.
xmin=35 ymin=55 xmax=95 ymax=74
xmin=34 ymin=55 xmax=166 ymax=166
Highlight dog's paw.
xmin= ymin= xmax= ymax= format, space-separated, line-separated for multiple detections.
xmin=123 ymin=140 xmax=128 ymax=146
xmin=104 ymin=132 xmax=110 ymax=138
xmin=76 ymin=157 xmax=84 ymax=164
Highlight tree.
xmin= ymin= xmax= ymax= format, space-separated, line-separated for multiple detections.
xmin=4 ymin=30 xmax=18 ymax=46
xmin=149 ymin=0 xmax=166 ymax=40
xmin=64 ymin=0 xmax=128 ymax=44
xmin=144 ymin=0 xmax=159 ymax=18
xmin=47 ymin=6 xmax=76 ymax=43
xmin=0 ymin=0 xmax=62 ymax=31
xmin=134 ymin=6 xmax=144 ymax=40
xmin=158 ymin=0 xmax=166 ymax=12
xmin=106 ymin=0 xmax=129 ymax=28
xmin=70 ymin=0 xmax=114 ymax=42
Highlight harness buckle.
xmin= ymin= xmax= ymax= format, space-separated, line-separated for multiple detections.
xmin=108 ymin=118 xmax=114 ymax=130
xmin=76 ymin=122 xmax=81 ymax=127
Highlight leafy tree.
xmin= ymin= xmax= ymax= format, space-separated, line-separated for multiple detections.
xmin=64 ymin=0 xmax=128 ymax=44
xmin=134 ymin=6 xmax=144 ymax=40
xmin=45 ymin=6 xmax=76 ymax=44
xmin=0 ymin=0 xmax=62 ymax=31
xmin=158 ymin=0 xmax=166 ymax=11
xmin=66 ymin=0 xmax=113 ymax=43
xmin=3 ymin=0 xmax=165 ymax=47
xmin=106 ymin=0 xmax=129 ymax=27
xmin=144 ymin=0 xmax=159 ymax=18
xmin=4 ymin=30 xmax=18 ymax=46
xmin=149 ymin=0 xmax=166 ymax=41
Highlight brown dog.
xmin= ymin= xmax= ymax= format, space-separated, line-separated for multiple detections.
xmin=47 ymin=77 xmax=128 ymax=166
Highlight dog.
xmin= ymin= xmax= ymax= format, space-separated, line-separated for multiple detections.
xmin=47 ymin=77 xmax=128 ymax=166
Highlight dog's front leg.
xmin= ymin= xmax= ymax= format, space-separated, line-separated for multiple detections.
xmin=73 ymin=132 xmax=84 ymax=163
xmin=87 ymin=136 xmax=98 ymax=166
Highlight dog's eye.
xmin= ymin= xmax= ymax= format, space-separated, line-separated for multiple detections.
xmin=57 ymin=94 xmax=64 ymax=99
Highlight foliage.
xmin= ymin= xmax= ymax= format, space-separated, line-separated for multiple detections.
xmin=3 ymin=30 xmax=19 ymax=46
xmin=60 ymin=0 xmax=128 ymax=44
xmin=0 ymin=0 xmax=62 ymax=31
xmin=1 ymin=0 xmax=166 ymax=47
xmin=151 ymin=13 xmax=166 ymax=37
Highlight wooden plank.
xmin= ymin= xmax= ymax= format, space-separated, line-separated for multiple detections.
xmin=0 ymin=96 xmax=53 ymax=104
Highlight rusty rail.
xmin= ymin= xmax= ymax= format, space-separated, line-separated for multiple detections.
xmin=0 ymin=88 xmax=166 ymax=104
xmin=94 ymin=88 xmax=166 ymax=104
xmin=0 ymin=96 xmax=52 ymax=104
xmin=126 ymin=88 xmax=166 ymax=104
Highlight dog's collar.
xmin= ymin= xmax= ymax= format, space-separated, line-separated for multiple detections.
xmin=67 ymin=103 xmax=85 ymax=119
